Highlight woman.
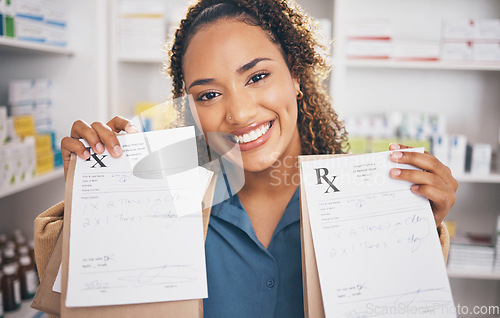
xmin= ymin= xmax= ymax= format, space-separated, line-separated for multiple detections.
xmin=35 ymin=0 xmax=458 ymax=317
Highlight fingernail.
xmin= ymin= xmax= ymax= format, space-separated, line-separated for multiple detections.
xmin=95 ymin=143 xmax=104 ymax=153
xmin=389 ymin=143 xmax=400 ymax=150
xmin=391 ymin=168 xmax=401 ymax=176
xmin=83 ymin=150 xmax=90 ymax=159
xmin=113 ymin=145 xmax=122 ymax=156
xmin=391 ymin=151 xmax=403 ymax=159
xmin=411 ymin=185 xmax=419 ymax=191
xmin=126 ymin=123 xmax=139 ymax=134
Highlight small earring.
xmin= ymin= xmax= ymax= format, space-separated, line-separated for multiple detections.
xmin=296 ymin=90 xmax=303 ymax=100
xmin=228 ymin=115 xmax=232 ymax=120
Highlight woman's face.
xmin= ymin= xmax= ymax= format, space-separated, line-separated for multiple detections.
xmin=182 ymin=19 xmax=301 ymax=172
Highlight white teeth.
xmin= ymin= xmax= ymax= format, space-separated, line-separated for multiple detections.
xmin=249 ymin=131 xmax=258 ymax=140
xmin=233 ymin=121 xmax=272 ymax=144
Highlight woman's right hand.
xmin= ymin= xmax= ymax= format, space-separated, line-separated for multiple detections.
xmin=60 ymin=116 xmax=139 ymax=179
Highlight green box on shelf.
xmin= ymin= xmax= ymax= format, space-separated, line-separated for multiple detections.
xmin=348 ymin=136 xmax=368 ymax=154
xmin=371 ymin=138 xmax=399 ymax=153
xmin=399 ymin=138 xmax=431 ymax=153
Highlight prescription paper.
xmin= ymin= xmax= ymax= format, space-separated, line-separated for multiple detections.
xmin=301 ymin=149 xmax=456 ymax=317
xmin=66 ymin=127 xmax=210 ymax=307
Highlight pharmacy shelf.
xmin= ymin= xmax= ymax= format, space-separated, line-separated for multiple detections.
xmin=344 ymin=59 xmax=500 ymax=72
xmin=0 ymin=168 xmax=64 ymax=199
xmin=118 ymin=56 xmax=164 ymax=63
xmin=4 ymin=299 xmax=45 ymax=318
xmin=448 ymin=269 xmax=500 ymax=280
xmin=0 ymin=37 xmax=73 ymax=56
xmin=455 ymin=173 xmax=500 ymax=184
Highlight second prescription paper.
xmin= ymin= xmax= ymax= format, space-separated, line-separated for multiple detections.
xmin=301 ymin=149 xmax=456 ymax=317
xmin=66 ymin=127 xmax=210 ymax=307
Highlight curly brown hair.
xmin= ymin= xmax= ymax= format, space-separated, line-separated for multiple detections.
xmin=166 ymin=0 xmax=348 ymax=156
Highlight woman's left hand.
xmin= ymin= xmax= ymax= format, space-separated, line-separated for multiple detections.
xmin=388 ymin=143 xmax=459 ymax=227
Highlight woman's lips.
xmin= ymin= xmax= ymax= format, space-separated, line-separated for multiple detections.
xmin=229 ymin=120 xmax=275 ymax=151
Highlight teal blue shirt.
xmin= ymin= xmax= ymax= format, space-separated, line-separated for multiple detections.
xmin=203 ymin=187 xmax=303 ymax=318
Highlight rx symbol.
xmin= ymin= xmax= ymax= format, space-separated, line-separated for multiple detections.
xmin=314 ymin=168 xmax=340 ymax=193
xmin=86 ymin=147 xmax=107 ymax=168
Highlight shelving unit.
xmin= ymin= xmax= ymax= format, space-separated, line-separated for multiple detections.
xmin=448 ymin=269 xmax=500 ymax=280
xmin=0 ymin=168 xmax=64 ymax=200
xmin=4 ymin=300 xmax=44 ymax=318
xmin=455 ymin=173 xmax=500 ymax=184
xmin=0 ymin=0 xmax=108 ymax=238
xmin=345 ymin=59 xmax=500 ymax=72
xmin=0 ymin=37 xmax=73 ymax=56
xmin=331 ymin=0 xmax=500 ymax=313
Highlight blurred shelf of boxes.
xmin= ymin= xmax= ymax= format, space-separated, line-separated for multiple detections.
xmin=0 ymin=36 xmax=72 ymax=56
xmin=344 ymin=59 xmax=500 ymax=71
xmin=445 ymin=217 xmax=500 ymax=281
xmin=343 ymin=112 xmax=500 ymax=184
xmin=343 ymin=19 xmax=500 ymax=65
xmin=0 ymin=0 xmax=69 ymax=52
xmin=0 ymin=79 xmax=64 ymax=198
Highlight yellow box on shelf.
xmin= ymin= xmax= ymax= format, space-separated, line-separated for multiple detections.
xmin=36 ymin=151 xmax=55 ymax=175
xmin=13 ymin=115 xmax=36 ymax=137
xmin=35 ymin=134 xmax=53 ymax=152
xmin=134 ymin=100 xmax=178 ymax=131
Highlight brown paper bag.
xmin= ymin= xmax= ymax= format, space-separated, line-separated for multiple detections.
xmin=31 ymin=229 xmax=63 ymax=316
xmin=58 ymin=153 xmax=216 ymax=317
xmin=299 ymin=154 xmax=353 ymax=318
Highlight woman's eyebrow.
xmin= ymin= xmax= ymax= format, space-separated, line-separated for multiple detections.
xmin=237 ymin=57 xmax=272 ymax=74
xmin=187 ymin=58 xmax=271 ymax=90
xmin=188 ymin=78 xmax=215 ymax=90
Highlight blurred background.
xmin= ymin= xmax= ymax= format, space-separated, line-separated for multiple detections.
xmin=0 ymin=0 xmax=499 ymax=316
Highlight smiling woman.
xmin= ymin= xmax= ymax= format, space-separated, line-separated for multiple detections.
xmin=34 ymin=0 xmax=458 ymax=317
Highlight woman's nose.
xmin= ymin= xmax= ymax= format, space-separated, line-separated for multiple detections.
xmin=225 ymin=91 xmax=257 ymax=125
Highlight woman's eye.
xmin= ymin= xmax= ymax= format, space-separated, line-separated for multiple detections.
xmin=199 ymin=91 xmax=220 ymax=101
xmin=247 ymin=73 xmax=269 ymax=84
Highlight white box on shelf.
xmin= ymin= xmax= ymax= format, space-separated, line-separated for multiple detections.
xmin=43 ymin=0 xmax=66 ymax=25
xmin=34 ymin=79 xmax=52 ymax=104
xmin=442 ymin=19 xmax=474 ymax=41
xmin=44 ymin=22 xmax=66 ymax=46
xmin=472 ymin=42 xmax=500 ymax=62
xmin=473 ymin=19 xmax=500 ymax=41
xmin=393 ymin=41 xmax=440 ymax=61
xmin=15 ymin=0 xmax=43 ymax=20
xmin=10 ymin=104 xmax=34 ymax=116
xmin=345 ymin=39 xmax=392 ymax=59
xmin=11 ymin=140 xmax=25 ymax=184
xmin=15 ymin=15 xmax=45 ymax=43
xmin=0 ymin=106 xmax=7 ymax=145
xmin=441 ymin=42 xmax=472 ymax=61
xmin=432 ymin=135 xmax=450 ymax=167
xmin=22 ymin=136 xmax=36 ymax=181
xmin=471 ymin=143 xmax=492 ymax=175
xmin=1 ymin=143 xmax=16 ymax=186
xmin=449 ymin=135 xmax=467 ymax=175
xmin=43 ymin=0 xmax=67 ymax=47
xmin=8 ymin=80 xmax=35 ymax=106
xmin=346 ymin=19 xmax=392 ymax=40
xmin=117 ymin=16 xmax=165 ymax=61
xmin=118 ymin=0 xmax=165 ymax=15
